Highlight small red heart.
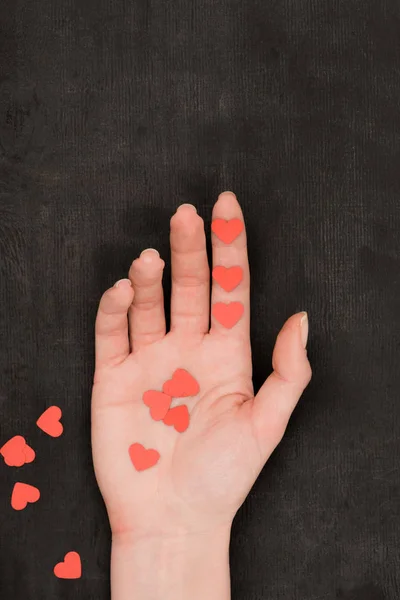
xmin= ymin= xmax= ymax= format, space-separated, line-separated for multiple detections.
xmin=163 ymin=405 xmax=190 ymax=433
xmin=24 ymin=445 xmax=36 ymax=463
xmin=212 ymin=302 xmax=244 ymax=328
xmin=0 ymin=436 xmax=35 ymax=467
xmin=212 ymin=265 xmax=243 ymax=292
xmin=162 ymin=369 xmax=199 ymax=397
xmin=143 ymin=390 xmax=172 ymax=421
xmin=36 ymin=406 xmax=63 ymax=437
xmin=11 ymin=482 xmax=40 ymax=511
xmin=54 ymin=551 xmax=82 ymax=579
xmin=129 ymin=443 xmax=160 ymax=471
xmin=211 ymin=218 xmax=244 ymax=244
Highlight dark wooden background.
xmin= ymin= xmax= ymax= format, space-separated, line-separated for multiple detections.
xmin=0 ymin=0 xmax=399 ymax=598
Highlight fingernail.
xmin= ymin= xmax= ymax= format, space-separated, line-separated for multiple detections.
xmin=140 ymin=248 xmax=160 ymax=263
xmin=114 ymin=278 xmax=132 ymax=288
xmin=177 ymin=203 xmax=197 ymax=212
xmin=300 ymin=312 xmax=309 ymax=348
xmin=140 ymin=248 xmax=159 ymax=257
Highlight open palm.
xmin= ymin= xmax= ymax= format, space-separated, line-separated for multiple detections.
xmin=91 ymin=192 xmax=311 ymax=538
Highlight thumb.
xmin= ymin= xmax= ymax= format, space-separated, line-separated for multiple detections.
xmin=251 ymin=312 xmax=312 ymax=460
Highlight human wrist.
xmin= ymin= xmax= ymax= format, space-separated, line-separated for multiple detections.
xmin=111 ymin=523 xmax=232 ymax=600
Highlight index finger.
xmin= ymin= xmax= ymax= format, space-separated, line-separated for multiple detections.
xmin=209 ymin=191 xmax=250 ymax=339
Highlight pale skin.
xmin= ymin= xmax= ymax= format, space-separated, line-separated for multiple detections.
xmin=91 ymin=191 xmax=312 ymax=600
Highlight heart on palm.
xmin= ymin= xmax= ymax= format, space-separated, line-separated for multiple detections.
xmin=130 ymin=369 xmax=199 ymax=471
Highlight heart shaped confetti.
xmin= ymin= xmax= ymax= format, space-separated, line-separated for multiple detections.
xmin=212 ymin=302 xmax=244 ymax=328
xmin=212 ymin=265 xmax=243 ymax=291
xmin=143 ymin=390 xmax=172 ymax=421
xmin=11 ymin=482 xmax=40 ymax=511
xmin=162 ymin=369 xmax=199 ymax=397
xmin=211 ymin=218 xmax=244 ymax=244
xmin=129 ymin=443 xmax=160 ymax=471
xmin=54 ymin=551 xmax=82 ymax=579
xmin=0 ymin=436 xmax=35 ymax=467
xmin=36 ymin=406 xmax=63 ymax=437
xmin=163 ymin=405 xmax=190 ymax=433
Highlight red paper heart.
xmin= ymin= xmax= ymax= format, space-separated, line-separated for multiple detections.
xmin=162 ymin=369 xmax=199 ymax=397
xmin=0 ymin=436 xmax=35 ymax=467
xmin=54 ymin=552 xmax=82 ymax=579
xmin=11 ymin=482 xmax=40 ymax=511
xmin=36 ymin=406 xmax=63 ymax=437
xmin=212 ymin=265 xmax=243 ymax=292
xmin=212 ymin=302 xmax=244 ymax=328
xmin=24 ymin=445 xmax=36 ymax=463
xmin=143 ymin=390 xmax=172 ymax=421
xmin=211 ymin=218 xmax=244 ymax=244
xmin=129 ymin=443 xmax=160 ymax=471
xmin=163 ymin=405 xmax=190 ymax=433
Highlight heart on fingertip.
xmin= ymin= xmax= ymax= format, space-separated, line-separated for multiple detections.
xmin=54 ymin=552 xmax=82 ymax=579
xmin=212 ymin=266 xmax=243 ymax=292
xmin=129 ymin=443 xmax=160 ymax=471
xmin=143 ymin=390 xmax=172 ymax=421
xmin=212 ymin=302 xmax=244 ymax=328
xmin=163 ymin=405 xmax=190 ymax=433
xmin=11 ymin=482 xmax=40 ymax=511
xmin=162 ymin=369 xmax=199 ymax=397
xmin=36 ymin=406 xmax=63 ymax=437
xmin=211 ymin=218 xmax=244 ymax=244
xmin=0 ymin=436 xmax=35 ymax=467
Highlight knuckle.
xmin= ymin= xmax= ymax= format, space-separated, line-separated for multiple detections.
xmin=172 ymin=268 xmax=209 ymax=287
xmin=301 ymin=360 xmax=312 ymax=386
xmin=133 ymin=296 xmax=161 ymax=312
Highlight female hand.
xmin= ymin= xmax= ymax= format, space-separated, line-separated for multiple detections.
xmin=91 ymin=191 xmax=311 ymax=599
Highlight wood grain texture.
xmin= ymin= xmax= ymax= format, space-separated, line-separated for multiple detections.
xmin=0 ymin=0 xmax=400 ymax=598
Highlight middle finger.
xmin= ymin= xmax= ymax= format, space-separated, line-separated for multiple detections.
xmin=169 ymin=204 xmax=210 ymax=335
